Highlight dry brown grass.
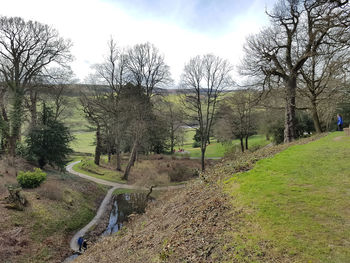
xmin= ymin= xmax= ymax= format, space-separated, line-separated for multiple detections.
xmin=128 ymin=159 xmax=202 ymax=186
xmin=36 ymin=180 xmax=64 ymax=201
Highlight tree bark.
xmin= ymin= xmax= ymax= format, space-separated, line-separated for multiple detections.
xmin=28 ymin=89 xmax=38 ymax=129
xmin=245 ymin=135 xmax=249 ymax=150
xmin=170 ymin=127 xmax=174 ymax=154
xmin=123 ymin=141 xmax=138 ymax=180
xmin=116 ymin=150 xmax=122 ymax=171
xmin=284 ymin=77 xmax=297 ymax=143
xmin=115 ymin=139 xmax=122 ymax=171
xmin=240 ymin=137 xmax=244 ymax=152
xmin=311 ymin=100 xmax=322 ymax=133
xmin=8 ymin=92 xmax=24 ymax=157
xmin=201 ymin=147 xmax=206 ymax=172
xmin=94 ymin=125 xmax=102 ymax=165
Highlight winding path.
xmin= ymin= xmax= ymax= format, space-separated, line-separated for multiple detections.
xmin=66 ymin=161 xmax=184 ymax=251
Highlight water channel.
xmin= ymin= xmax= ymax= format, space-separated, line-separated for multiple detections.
xmin=63 ymin=192 xmax=149 ymax=262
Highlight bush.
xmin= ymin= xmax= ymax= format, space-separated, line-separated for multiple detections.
xmin=37 ymin=180 xmax=63 ymax=201
xmin=17 ymin=168 xmax=47 ymax=188
xmin=169 ymin=166 xmax=196 ymax=182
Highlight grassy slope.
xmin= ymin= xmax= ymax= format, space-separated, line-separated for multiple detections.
xmin=73 ymin=158 xmax=125 ymax=184
xmin=224 ymin=132 xmax=350 ymax=262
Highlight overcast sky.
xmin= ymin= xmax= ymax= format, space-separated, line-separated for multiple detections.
xmin=0 ymin=0 xmax=276 ymax=84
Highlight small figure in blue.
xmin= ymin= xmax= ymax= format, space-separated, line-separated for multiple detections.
xmin=77 ymin=236 xmax=84 ymax=252
xmin=337 ymin=113 xmax=343 ymax=131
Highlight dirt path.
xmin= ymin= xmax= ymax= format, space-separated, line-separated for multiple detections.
xmin=66 ymin=161 xmax=184 ymax=251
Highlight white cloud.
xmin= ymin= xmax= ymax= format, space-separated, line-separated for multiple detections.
xmin=0 ymin=0 xmax=272 ymax=84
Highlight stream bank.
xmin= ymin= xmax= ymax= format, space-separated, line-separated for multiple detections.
xmin=64 ymin=161 xmax=182 ymax=262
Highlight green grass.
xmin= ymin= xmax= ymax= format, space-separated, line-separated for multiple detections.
xmin=71 ymin=131 xmax=95 ymax=154
xmin=224 ymin=132 xmax=350 ymax=262
xmin=73 ymin=158 xmax=126 ymax=184
xmin=176 ymin=134 xmax=270 ymax=158
xmin=62 ymin=97 xmax=91 ymax=132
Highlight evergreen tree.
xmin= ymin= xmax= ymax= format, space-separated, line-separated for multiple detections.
xmin=26 ymin=104 xmax=73 ymax=169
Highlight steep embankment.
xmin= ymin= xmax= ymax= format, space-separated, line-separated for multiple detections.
xmin=66 ymin=161 xmax=185 ymax=252
xmin=75 ymin=133 xmax=350 ymax=263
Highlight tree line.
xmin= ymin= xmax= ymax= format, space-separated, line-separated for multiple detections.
xmin=0 ymin=0 xmax=349 ymax=173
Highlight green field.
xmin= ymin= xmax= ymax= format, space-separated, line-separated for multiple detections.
xmin=71 ymin=128 xmax=269 ymax=158
xmin=176 ymin=128 xmax=269 ymax=158
xmin=71 ymin=131 xmax=95 ymax=154
xmin=63 ymin=97 xmax=91 ymax=132
xmin=224 ymin=132 xmax=350 ymax=262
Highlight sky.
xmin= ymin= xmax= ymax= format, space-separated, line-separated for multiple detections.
xmin=0 ymin=0 xmax=276 ymax=84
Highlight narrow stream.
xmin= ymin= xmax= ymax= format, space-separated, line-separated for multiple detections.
xmin=102 ymin=192 xmax=148 ymax=235
xmin=63 ymin=192 xmax=149 ymax=262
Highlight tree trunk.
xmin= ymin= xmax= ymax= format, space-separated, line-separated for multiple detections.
xmin=94 ymin=125 xmax=102 ymax=165
xmin=311 ymin=100 xmax=322 ymax=133
xmin=170 ymin=127 xmax=174 ymax=154
xmin=0 ymin=95 xmax=9 ymax=154
xmin=240 ymin=137 xmax=244 ymax=152
xmin=201 ymin=147 xmax=206 ymax=172
xmin=8 ymin=92 xmax=24 ymax=158
xmin=28 ymin=90 xmax=38 ymax=129
xmin=108 ymin=152 xmax=111 ymax=163
xmin=115 ymin=139 xmax=122 ymax=171
xmin=284 ymin=77 xmax=297 ymax=143
xmin=123 ymin=141 xmax=138 ymax=180
xmin=245 ymin=135 xmax=249 ymax=150
xmin=116 ymin=150 xmax=122 ymax=171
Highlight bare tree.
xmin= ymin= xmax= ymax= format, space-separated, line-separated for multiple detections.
xmin=241 ymin=0 xmax=349 ymax=142
xmin=23 ymin=68 xmax=75 ymax=130
xmin=180 ymin=54 xmax=232 ymax=171
xmin=216 ymin=91 xmax=258 ymax=152
xmin=126 ymin=42 xmax=172 ymax=97
xmin=90 ymin=38 xmax=128 ymax=171
xmin=80 ymin=89 xmax=108 ymax=165
xmin=153 ymin=97 xmax=185 ymax=154
xmin=119 ymin=84 xmax=153 ymax=180
xmin=298 ymin=38 xmax=350 ymax=132
xmin=0 ymin=16 xmax=72 ymax=158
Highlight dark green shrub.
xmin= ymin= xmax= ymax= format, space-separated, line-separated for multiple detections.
xmin=17 ymin=168 xmax=47 ymax=188
xmin=192 ymin=129 xmax=201 ymax=148
xmin=26 ymin=104 xmax=73 ymax=169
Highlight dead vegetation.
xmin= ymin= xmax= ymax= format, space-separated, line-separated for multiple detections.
xmin=128 ymin=158 xmax=202 ymax=186
xmin=75 ymin=183 xmax=232 ymax=263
